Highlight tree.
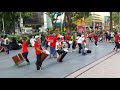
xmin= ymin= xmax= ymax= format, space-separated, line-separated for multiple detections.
xmin=112 ymin=12 xmax=119 ymax=24
xmin=0 ymin=12 xmax=32 ymax=34
xmin=46 ymin=12 xmax=63 ymax=31
xmin=64 ymin=12 xmax=90 ymax=34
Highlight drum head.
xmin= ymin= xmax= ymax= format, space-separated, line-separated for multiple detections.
xmin=44 ymin=50 xmax=50 ymax=55
xmin=63 ymin=48 xmax=69 ymax=52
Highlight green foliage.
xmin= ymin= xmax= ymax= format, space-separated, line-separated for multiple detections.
xmin=112 ymin=12 xmax=119 ymax=24
xmin=70 ymin=12 xmax=90 ymax=21
xmin=46 ymin=12 xmax=63 ymax=30
xmin=0 ymin=12 xmax=32 ymax=34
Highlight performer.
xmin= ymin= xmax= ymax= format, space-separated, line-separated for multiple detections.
xmin=114 ymin=32 xmax=119 ymax=51
xmin=56 ymin=37 xmax=68 ymax=62
xmin=21 ymin=36 xmax=30 ymax=65
xmin=49 ymin=33 xmax=57 ymax=58
xmin=93 ymin=33 xmax=99 ymax=47
xmin=34 ymin=35 xmax=45 ymax=70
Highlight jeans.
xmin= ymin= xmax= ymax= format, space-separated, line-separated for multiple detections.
xmin=81 ymin=44 xmax=85 ymax=55
xmin=50 ymin=46 xmax=56 ymax=56
xmin=66 ymin=41 xmax=70 ymax=48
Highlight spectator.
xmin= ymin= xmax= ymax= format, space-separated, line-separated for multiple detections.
xmin=30 ymin=36 xmax=35 ymax=47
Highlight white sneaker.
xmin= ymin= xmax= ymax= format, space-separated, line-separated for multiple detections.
xmin=96 ymin=46 xmax=98 ymax=47
xmin=40 ymin=67 xmax=43 ymax=71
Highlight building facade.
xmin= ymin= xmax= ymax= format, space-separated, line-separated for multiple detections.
xmin=24 ymin=12 xmax=44 ymax=28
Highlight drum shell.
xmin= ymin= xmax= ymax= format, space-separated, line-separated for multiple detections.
xmin=12 ymin=55 xmax=21 ymax=65
xmin=41 ymin=52 xmax=48 ymax=62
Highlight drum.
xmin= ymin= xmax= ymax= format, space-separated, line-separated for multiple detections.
xmin=72 ymin=41 xmax=77 ymax=49
xmin=18 ymin=53 xmax=25 ymax=61
xmin=12 ymin=54 xmax=25 ymax=65
xmin=69 ymin=41 xmax=72 ymax=44
xmin=63 ymin=48 xmax=69 ymax=52
xmin=0 ymin=46 xmax=4 ymax=52
xmin=12 ymin=55 xmax=23 ymax=65
xmin=41 ymin=50 xmax=50 ymax=62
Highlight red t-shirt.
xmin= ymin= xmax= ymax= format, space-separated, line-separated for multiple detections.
xmin=46 ymin=35 xmax=51 ymax=42
xmin=94 ymin=35 xmax=98 ymax=42
xmin=50 ymin=37 xmax=57 ymax=47
xmin=115 ymin=34 xmax=119 ymax=42
xmin=92 ymin=33 xmax=95 ymax=38
xmin=22 ymin=41 xmax=28 ymax=53
xmin=66 ymin=35 xmax=71 ymax=41
xmin=34 ymin=41 xmax=41 ymax=55
xmin=55 ymin=34 xmax=59 ymax=38
xmin=60 ymin=37 xmax=64 ymax=42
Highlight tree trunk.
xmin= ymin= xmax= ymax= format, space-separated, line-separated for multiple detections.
xmin=66 ymin=12 xmax=72 ymax=35
xmin=110 ymin=12 xmax=112 ymax=31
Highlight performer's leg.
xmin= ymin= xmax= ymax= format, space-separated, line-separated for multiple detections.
xmin=59 ymin=51 xmax=67 ymax=62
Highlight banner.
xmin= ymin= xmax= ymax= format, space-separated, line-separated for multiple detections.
xmin=77 ymin=24 xmax=86 ymax=33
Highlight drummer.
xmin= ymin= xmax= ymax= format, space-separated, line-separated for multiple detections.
xmin=34 ymin=35 xmax=45 ymax=70
xmin=21 ymin=36 xmax=30 ymax=65
xmin=56 ymin=37 xmax=68 ymax=62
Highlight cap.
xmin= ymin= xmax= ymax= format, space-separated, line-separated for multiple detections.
xmin=35 ymin=35 xmax=39 ymax=39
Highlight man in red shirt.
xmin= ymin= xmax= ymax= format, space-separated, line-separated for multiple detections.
xmin=34 ymin=35 xmax=45 ymax=70
xmin=21 ymin=36 xmax=30 ymax=65
xmin=66 ymin=33 xmax=71 ymax=49
xmin=45 ymin=33 xmax=52 ymax=49
xmin=49 ymin=33 xmax=57 ymax=58
xmin=114 ymin=32 xmax=119 ymax=51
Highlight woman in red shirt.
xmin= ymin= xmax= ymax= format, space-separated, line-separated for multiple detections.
xmin=21 ymin=36 xmax=30 ymax=65
xmin=114 ymin=32 xmax=119 ymax=51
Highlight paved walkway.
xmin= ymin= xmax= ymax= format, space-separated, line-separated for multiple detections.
xmin=66 ymin=50 xmax=120 ymax=78
xmin=0 ymin=42 xmax=115 ymax=78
